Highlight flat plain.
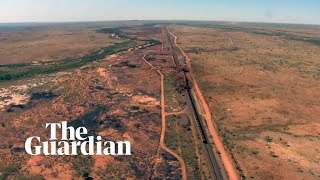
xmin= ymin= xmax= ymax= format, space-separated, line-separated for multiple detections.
xmin=170 ymin=23 xmax=320 ymax=179
xmin=0 ymin=21 xmax=319 ymax=179
xmin=0 ymin=23 xmax=129 ymax=64
xmin=0 ymin=23 xmax=201 ymax=179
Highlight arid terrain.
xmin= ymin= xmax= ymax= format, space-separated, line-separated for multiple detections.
xmin=0 ymin=23 xmax=204 ymax=179
xmin=169 ymin=23 xmax=320 ymax=179
xmin=0 ymin=25 xmax=125 ymax=64
xmin=0 ymin=21 xmax=319 ymax=180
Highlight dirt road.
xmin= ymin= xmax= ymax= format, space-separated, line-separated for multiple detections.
xmin=142 ymin=55 xmax=187 ymax=180
xmin=167 ymin=29 xmax=239 ymax=180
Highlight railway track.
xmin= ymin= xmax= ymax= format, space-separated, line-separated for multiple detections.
xmin=165 ymin=27 xmax=226 ymax=180
xmin=185 ymin=76 xmax=225 ymax=180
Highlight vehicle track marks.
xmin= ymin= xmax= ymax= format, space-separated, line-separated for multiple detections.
xmin=142 ymin=55 xmax=187 ymax=180
xmin=167 ymin=28 xmax=239 ymax=180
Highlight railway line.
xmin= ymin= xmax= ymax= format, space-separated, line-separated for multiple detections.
xmin=165 ymin=27 xmax=227 ymax=180
xmin=185 ymin=75 xmax=225 ymax=180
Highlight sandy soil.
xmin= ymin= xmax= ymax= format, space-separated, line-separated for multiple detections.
xmin=170 ymin=24 xmax=320 ymax=179
xmin=168 ymin=29 xmax=239 ymax=180
xmin=142 ymin=55 xmax=187 ymax=180
xmin=0 ymin=26 xmax=122 ymax=64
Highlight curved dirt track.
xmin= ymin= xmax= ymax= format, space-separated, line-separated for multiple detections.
xmin=142 ymin=55 xmax=187 ymax=180
xmin=167 ymin=29 xmax=239 ymax=180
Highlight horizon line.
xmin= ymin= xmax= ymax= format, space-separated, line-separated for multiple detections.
xmin=0 ymin=19 xmax=320 ymax=26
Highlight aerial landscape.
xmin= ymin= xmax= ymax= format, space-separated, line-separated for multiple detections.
xmin=0 ymin=1 xmax=319 ymax=180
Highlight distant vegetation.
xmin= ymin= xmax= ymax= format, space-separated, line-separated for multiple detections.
xmin=172 ymin=22 xmax=320 ymax=46
xmin=0 ymin=26 xmax=161 ymax=82
xmin=97 ymin=27 xmax=162 ymax=44
xmin=249 ymin=30 xmax=320 ymax=45
xmin=96 ymin=28 xmax=130 ymax=39
xmin=0 ymin=41 xmax=139 ymax=81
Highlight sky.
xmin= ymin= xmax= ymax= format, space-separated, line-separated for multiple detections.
xmin=0 ymin=0 xmax=319 ymax=25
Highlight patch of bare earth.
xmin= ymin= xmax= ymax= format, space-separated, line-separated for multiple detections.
xmin=171 ymin=25 xmax=320 ymax=179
